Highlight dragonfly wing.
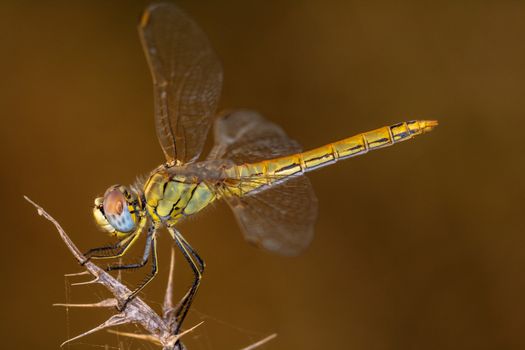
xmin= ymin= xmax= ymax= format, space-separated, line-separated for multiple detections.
xmin=139 ymin=3 xmax=223 ymax=164
xmin=227 ymin=176 xmax=318 ymax=256
xmin=209 ymin=109 xmax=300 ymax=163
xmin=210 ymin=110 xmax=318 ymax=256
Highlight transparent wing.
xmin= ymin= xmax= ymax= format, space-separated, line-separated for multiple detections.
xmin=140 ymin=3 xmax=223 ymax=164
xmin=226 ymin=176 xmax=318 ymax=256
xmin=210 ymin=110 xmax=318 ymax=256
xmin=208 ymin=109 xmax=300 ymax=163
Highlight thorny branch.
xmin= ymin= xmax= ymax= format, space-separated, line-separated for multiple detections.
xmin=26 ymin=196 xmax=277 ymax=350
xmin=25 ymin=196 xmax=188 ymax=350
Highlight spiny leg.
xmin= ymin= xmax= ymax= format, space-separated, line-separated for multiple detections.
xmin=173 ymin=235 xmax=201 ymax=333
xmin=174 ymin=236 xmax=204 ymax=326
xmin=81 ymin=231 xmax=138 ymax=265
xmin=106 ymin=224 xmax=159 ymax=310
xmin=178 ymin=233 xmax=205 ymax=273
xmin=168 ymin=227 xmax=205 ymax=334
xmin=82 ymin=242 xmax=123 ymax=260
xmin=106 ymin=223 xmax=155 ymax=272
xmin=81 ymin=218 xmax=147 ymax=265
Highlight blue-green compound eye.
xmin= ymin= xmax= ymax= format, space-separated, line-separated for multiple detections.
xmin=103 ymin=189 xmax=136 ymax=233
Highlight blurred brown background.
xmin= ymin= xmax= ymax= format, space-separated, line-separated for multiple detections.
xmin=2 ymin=0 xmax=525 ymax=349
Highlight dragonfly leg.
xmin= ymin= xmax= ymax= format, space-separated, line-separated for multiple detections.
xmin=178 ymin=233 xmax=205 ymax=275
xmin=81 ymin=231 xmax=139 ymax=265
xmin=111 ymin=224 xmax=159 ymax=311
xmin=106 ymin=224 xmax=155 ymax=272
xmin=168 ymin=227 xmax=205 ymax=334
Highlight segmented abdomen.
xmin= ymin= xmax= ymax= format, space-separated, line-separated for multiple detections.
xmin=223 ymin=120 xmax=437 ymax=196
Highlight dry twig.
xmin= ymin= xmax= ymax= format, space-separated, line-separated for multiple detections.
xmin=26 ymin=196 xmax=278 ymax=350
xmin=25 ymin=196 xmax=191 ymax=350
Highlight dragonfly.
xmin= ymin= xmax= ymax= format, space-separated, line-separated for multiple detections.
xmin=82 ymin=2 xmax=437 ymax=333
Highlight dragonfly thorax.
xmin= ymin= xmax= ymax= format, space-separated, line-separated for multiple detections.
xmin=143 ymin=168 xmax=216 ymax=224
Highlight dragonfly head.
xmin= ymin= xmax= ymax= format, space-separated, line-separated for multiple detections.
xmin=93 ymin=185 xmax=143 ymax=236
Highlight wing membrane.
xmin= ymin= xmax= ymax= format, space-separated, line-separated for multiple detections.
xmin=208 ymin=109 xmax=300 ymax=163
xmin=227 ymin=176 xmax=318 ymax=256
xmin=140 ymin=3 xmax=223 ymax=163
xmin=210 ymin=110 xmax=318 ymax=256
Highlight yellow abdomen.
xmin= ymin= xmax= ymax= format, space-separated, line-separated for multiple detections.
xmin=223 ymin=120 xmax=437 ymax=196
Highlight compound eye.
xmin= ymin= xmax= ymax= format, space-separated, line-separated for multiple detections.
xmin=103 ymin=190 xmax=125 ymax=215
xmin=103 ymin=189 xmax=135 ymax=233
